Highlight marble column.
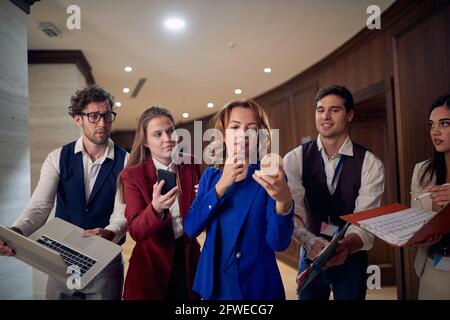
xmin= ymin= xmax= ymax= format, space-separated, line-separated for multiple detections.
xmin=29 ymin=64 xmax=85 ymax=190
xmin=0 ymin=0 xmax=32 ymax=299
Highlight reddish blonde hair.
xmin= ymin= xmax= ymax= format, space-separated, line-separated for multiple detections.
xmin=208 ymin=99 xmax=272 ymax=169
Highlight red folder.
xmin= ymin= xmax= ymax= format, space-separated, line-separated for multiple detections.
xmin=340 ymin=203 xmax=450 ymax=247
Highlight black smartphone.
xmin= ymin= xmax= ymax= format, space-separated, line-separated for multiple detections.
xmin=157 ymin=169 xmax=177 ymax=195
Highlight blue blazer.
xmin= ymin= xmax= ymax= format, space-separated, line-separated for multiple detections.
xmin=184 ymin=165 xmax=294 ymax=300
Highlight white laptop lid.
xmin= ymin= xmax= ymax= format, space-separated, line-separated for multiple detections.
xmin=0 ymin=225 xmax=68 ymax=283
xmin=1 ymin=218 xmax=122 ymax=290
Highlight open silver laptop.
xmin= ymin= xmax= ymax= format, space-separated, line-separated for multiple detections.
xmin=0 ymin=218 xmax=122 ymax=290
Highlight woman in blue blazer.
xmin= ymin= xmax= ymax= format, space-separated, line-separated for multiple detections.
xmin=184 ymin=99 xmax=294 ymax=300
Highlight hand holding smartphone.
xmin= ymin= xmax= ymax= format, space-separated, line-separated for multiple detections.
xmin=157 ymin=169 xmax=177 ymax=195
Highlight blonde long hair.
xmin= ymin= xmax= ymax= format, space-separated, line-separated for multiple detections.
xmin=118 ymin=106 xmax=175 ymax=202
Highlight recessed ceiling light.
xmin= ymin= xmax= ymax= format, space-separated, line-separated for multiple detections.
xmin=207 ymin=102 xmax=214 ymax=108
xmin=122 ymin=87 xmax=130 ymax=94
xmin=234 ymin=89 xmax=242 ymax=95
xmin=124 ymin=66 xmax=133 ymax=72
xmin=264 ymin=67 xmax=272 ymax=73
xmin=164 ymin=18 xmax=186 ymax=30
xmin=182 ymin=112 xmax=190 ymax=119
xmin=114 ymin=101 xmax=122 ymax=107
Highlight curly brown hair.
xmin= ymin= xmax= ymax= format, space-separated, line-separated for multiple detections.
xmin=68 ymin=85 xmax=115 ymax=117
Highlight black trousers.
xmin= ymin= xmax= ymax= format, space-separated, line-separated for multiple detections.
xmin=165 ymin=236 xmax=188 ymax=300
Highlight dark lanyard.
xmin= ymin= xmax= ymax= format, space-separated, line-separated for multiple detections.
xmin=320 ymin=154 xmax=346 ymax=187
xmin=320 ymin=154 xmax=346 ymax=225
xmin=332 ymin=155 xmax=346 ymax=186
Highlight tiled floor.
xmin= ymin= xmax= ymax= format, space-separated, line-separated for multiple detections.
xmin=123 ymin=232 xmax=397 ymax=300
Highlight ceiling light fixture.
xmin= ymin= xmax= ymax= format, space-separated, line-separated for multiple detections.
xmin=264 ymin=67 xmax=272 ymax=73
xmin=122 ymin=87 xmax=130 ymax=94
xmin=234 ymin=89 xmax=242 ymax=95
xmin=207 ymin=102 xmax=214 ymax=108
xmin=114 ymin=101 xmax=122 ymax=107
xmin=182 ymin=112 xmax=190 ymax=119
xmin=164 ymin=18 xmax=186 ymax=30
xmin=124 ymin=66 xmax=133 ymax=72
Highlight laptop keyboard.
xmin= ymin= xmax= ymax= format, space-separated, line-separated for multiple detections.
xmin=36 ymin=235 xmax=97 ymax=277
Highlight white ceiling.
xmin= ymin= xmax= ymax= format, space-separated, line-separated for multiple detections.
xmin=27 ymin=0 xmax=395 ymax=130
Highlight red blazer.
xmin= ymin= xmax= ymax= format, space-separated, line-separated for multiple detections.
xmin=120 ymin=158 xmax=201 ymax=300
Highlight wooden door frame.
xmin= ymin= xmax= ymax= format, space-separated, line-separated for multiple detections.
xmin=353 ymin=79 xmax=403 ymax=299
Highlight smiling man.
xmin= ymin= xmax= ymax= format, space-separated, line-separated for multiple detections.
xmin=0 ymin=85 xmax=128 ymax=299
xmin=283 ymin=85 xmax=385 ymax=300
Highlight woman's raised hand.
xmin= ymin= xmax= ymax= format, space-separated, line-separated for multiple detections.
xmin=151 ymin=180 xmax=179 ymax=217
xmin=252 ymin=165 xmax=293 ymax=213
xmin=215 ymin=154 xmax=245 ymax=199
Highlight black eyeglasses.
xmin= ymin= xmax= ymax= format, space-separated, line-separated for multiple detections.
xmin=79 ymin=111 xmax=117 ymax=123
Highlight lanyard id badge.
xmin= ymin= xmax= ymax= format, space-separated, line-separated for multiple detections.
xmin=320 ymin=217 xmax=339 ymax=237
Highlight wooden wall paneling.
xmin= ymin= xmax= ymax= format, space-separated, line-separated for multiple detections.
xmin=264 ymin=84 xmax=318 ymax=269
xmin=110 ymin=131 xmax=134 ymax=152
xmin=384 ymin=76 xmax=406 ymax=299
xmin=384 ymin=77 xmax=401 ymax=205
xmin=384 ymin=75 xmax=407 ymax=299
xmin=175 ymin=114 xmax=214 ymax=172
xmin=392 ymin=1 xmax=450 ymax=300
xmin=291 ymin=82 xmax=319 ymax=146
xmin=351 ymin=118 xmax=397 ymax=285
xmin=197 ymin=116 xmax=214 ymax=171
xmin=392 ymin=0 xmax=450 ymax=204
xmin=351 ymin=81 xmax=397 ymax=287
xmin=320 ymin=36 xmax=387 ymax=95
xmin=263 ymin=97 xmax=292 ymax=156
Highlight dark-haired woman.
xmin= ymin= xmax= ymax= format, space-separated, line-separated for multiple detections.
xmin=410 ymin=94 xmax=450 ymax=299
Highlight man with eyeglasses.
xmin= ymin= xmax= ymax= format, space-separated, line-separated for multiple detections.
xmin=0 ymin=85 xmax=128 ymax=299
